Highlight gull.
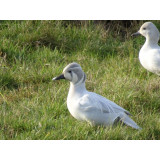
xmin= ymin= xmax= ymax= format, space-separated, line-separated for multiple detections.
xmin=53 ymin=62 xmax=141 ymax=129
xmin=132 ymin=22 xmax=160 ymax=75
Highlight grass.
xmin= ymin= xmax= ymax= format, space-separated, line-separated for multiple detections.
xmin=0 ymin=20 xmax=160 ymax=140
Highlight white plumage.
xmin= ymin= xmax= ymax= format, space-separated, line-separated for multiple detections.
xmin=132 ymin=22 xmax=160 ymax=75
xmin=53 ymin=62 xmax=141 ymax=129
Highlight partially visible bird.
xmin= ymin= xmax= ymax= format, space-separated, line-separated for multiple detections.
xmin=132 ymin=22 xmax=160 ymax=75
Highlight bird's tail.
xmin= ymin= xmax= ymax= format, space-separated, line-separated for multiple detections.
xmin=120 ymin=114 xmax=141 ymax=130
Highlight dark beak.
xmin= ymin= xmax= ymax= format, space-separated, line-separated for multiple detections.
xmin=52 ymin=74 xmax=65 ymax=81
xmin=131 ymin=31 xmax=141 ymax=37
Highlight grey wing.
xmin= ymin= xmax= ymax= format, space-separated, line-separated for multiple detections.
xmin=79 ymin=92 xmax=130 ymax=115
xmin=78 ymin=94 xmax=120 ymax=125
xmin=78 ymin=93 xmax=140 ymax=129
xmin=89 ymin=92 xmax=131 ymax=115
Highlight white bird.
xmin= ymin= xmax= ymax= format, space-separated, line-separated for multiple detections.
xmin=132 ymin=22 xmax=160 ymax=75
xmin=53 ymin=62 xmax=141 ymax=129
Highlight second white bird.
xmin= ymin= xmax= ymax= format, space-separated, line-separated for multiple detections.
xmin=132 ymin=22 xmax=160 ymax=75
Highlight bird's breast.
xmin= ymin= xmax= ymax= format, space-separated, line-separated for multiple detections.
xmin=67 ymin=96 xmax=84 ymax=121
xmin=139 ymin=48 xmax=160 ymax=73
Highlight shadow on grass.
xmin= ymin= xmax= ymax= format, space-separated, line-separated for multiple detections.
xmin=0 ymin=73 xmax=19 ymax=90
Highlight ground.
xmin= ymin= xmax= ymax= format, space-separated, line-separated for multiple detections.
xmin=0 ymin=20 xmax=160 ymax=139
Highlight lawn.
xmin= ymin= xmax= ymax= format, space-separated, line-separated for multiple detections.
xmin=0 ymin=20 xmax=160 ymax=139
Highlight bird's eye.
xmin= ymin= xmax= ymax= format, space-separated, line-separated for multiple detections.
xmin=68 ymin=71 xmax=71 ymax=73
xmin=143 ymin=28 xmax=146 ymax=30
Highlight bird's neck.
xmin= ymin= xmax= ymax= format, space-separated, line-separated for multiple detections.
xmin=68 ymin=82 xmax=87 ymax=98
xmin=144 ymin=36 xmax=159 ymax=48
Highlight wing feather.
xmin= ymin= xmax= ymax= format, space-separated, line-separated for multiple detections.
xmin=79 ymin=92 xmax=130 ymax=115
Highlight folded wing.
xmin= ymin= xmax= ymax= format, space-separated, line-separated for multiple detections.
xmin=79 ymin=92 xmax=141 ymax=129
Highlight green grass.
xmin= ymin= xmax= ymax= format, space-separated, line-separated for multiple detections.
xmin=0 ymin=20 xmax=160 ymax=140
